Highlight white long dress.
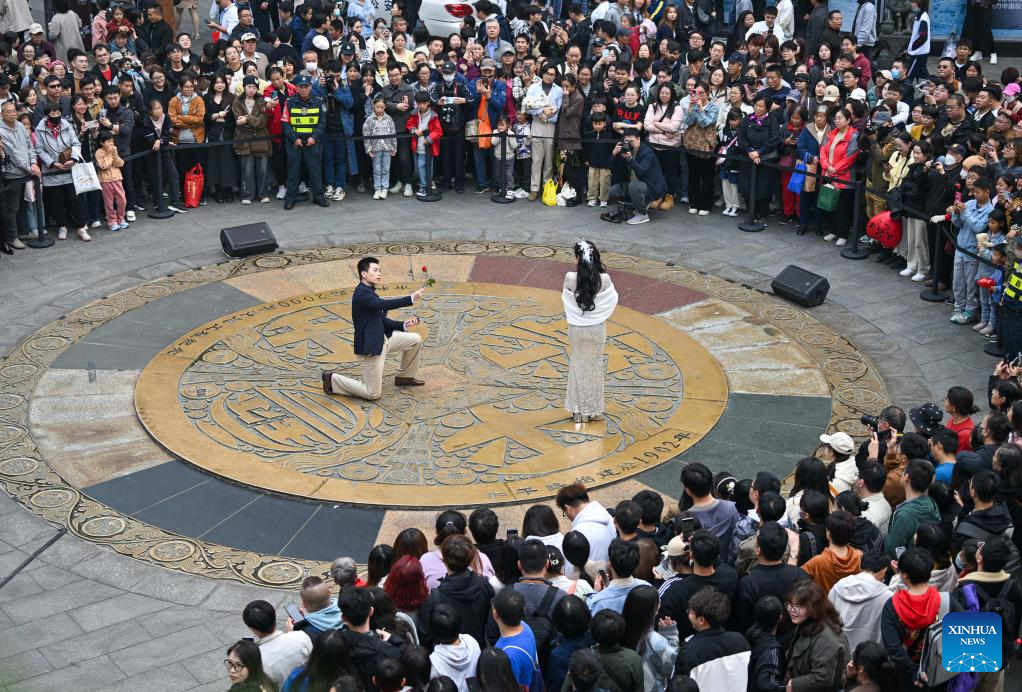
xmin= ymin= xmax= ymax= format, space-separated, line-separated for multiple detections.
xmin=563 ymin=272 xmax=618 ymax=418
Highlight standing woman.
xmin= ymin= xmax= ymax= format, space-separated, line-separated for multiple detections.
xmin=69 ymin=93 xmax=103 ymax=229
xmin=205 ymin=73 xmax=238 ymax=203
xmin=899 ymin=141 xmax=933 ymax=282
xmin=168 ymin=76 xmax=206 ymax=203
xmin=142 ymin=99 xmax=185 ymax=213
xmin=683 ymin=81 xmax=719 ymax=216
xmin=36 ymin=102 xmax=90 ymax=241
xmin=621 ymin=585 xmax=679 ymax=692
xmin=224 ymin=639 xmax=276 ymax=692
xmin=558 ymin=74 xmax=585 ymax=204
xmin=563 ymin=240 xmax=619 ymax=424
xmin=784 ymin=581 xmax=849 ymax=692
xmin=796 ymin=104 xmax=830 ymax=236
xmin=644 ymin=83 xmax=682 ymax=211
xmin=819 ymin=108 xmax=860 ymax=246
xmin=737 ymin=95 xmax=780 ymax=225
xmin=232 ymin=76 xmax=271 ymax=204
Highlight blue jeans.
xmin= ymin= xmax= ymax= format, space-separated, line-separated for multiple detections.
xmin=473 ymin=145 xmax=491 ymax=189
xmin=239 ymin=155 xmax=269 ymax=201
xmin=953 ymin=252 xmax=980 ymax=314
xmin=323 ymin=138 xmax=347 ymax=189
xmin=372 ymin=151 xmax=391 ymax=190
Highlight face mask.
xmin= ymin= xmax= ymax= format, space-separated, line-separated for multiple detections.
xmin=443 ymin=74 xmax=455 ymax=84
xmin=961 ymin=169 xmax=969 ymax=179
xmin=891 ymin=69 xmax=901 ymax=80
xmin=305 ymin=62 xmax=318 ymax=73
xmin=942 ymin=154 xmax=955 ymax=166
xmin=954 ymin=553 xmax=965 ymax=571
xmin=47 ymin=114 xmax=61 ymax=125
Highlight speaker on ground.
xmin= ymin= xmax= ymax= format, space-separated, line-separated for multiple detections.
xmin=770 ymin=265 xmax=830 ymax=307
xmin=221 ymin=222 xmax=278 ymax=258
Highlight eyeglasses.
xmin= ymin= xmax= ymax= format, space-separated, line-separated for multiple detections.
xmin=224 ymin=660 xmax=247 ymax=673
xmin=786 ymin=603 xmax=805 ymax=614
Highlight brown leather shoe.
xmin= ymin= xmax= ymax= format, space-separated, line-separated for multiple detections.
xmin=394 ymin=377 xmax=425 ymax=386
xmin=322 ymin=372 xmax=334 ymax=394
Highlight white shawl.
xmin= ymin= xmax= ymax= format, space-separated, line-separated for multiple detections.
xmin=563 ymin=278 xmax=618 ymax=327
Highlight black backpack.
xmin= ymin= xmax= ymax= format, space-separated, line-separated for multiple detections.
xmin=974 ymin=579 xmax=1021 ymax=657
xmin=953 ymin=520 xmax=1022 ymax=582
xmin=523 ymin=585 xmax=560 ymax=670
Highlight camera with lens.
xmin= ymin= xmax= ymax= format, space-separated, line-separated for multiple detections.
xmin=860 ymin=414 xmax=879 ymax=429
xmin=620 ymin=140 xmax=633 ymax=155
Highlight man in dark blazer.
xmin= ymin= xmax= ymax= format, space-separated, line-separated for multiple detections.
xmin=323 ymin=257 xmax=426 ymax=400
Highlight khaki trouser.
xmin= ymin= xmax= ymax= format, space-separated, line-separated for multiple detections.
xmin=330 ymin=331 xmax=423 ymax=400
xmin=865 ymin=192 xmax=887 ymax=221
xmin=530 ymin=120 xmax=556 ymax=192
xmin=587 ymin=168 xmax=611 ymax=202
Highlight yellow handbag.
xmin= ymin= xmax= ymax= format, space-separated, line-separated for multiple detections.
xmin=542 ymin=178 xmax=558 ymax=206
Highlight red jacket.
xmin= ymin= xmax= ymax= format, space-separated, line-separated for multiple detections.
xmin=819 ymin=126 xmax=860 ymax=190
xmin=406 ymin=109 xmax=443 ymax=157
xmin=263 ymin=82 xmax=297 ymax=142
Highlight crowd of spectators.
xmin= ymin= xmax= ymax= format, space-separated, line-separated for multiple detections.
xmin=222 ymin=390 xmax=1022 ymax=692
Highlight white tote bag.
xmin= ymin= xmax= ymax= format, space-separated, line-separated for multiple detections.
xmin=71 ymin=161 xmax=101 ymax=195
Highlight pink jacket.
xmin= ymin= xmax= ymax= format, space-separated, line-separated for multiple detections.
xmin=643 ymin=102 xmax=683 ymax=148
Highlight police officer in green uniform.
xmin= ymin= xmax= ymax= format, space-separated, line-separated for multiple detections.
xmin=282 ymin=74 xmax=329 ymax=210
xmin=1001 ymin=240 xmax=1022 ymax=357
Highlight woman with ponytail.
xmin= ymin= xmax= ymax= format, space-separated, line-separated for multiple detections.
xmin=562 ymin=240 xmax=618 ymax=424
xmin=845 ymin=641 xmax=900 ymax=692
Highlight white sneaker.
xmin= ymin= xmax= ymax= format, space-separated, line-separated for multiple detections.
xmin=599 ymin=201 xmax=608 ymax=207
xmin=899 ymin=265 xmax=916 ymax=277
xmin=77 ymin=228 xmax=92 ymax=242
xmin=126 ymin=211 xmax=136 ymax=222
xmin=588 ymin=199 xmax=597 ymax=207
xmin=380 ymin=189 xmax=388 ymax=199
xmin=241 ymin=198 xmax=252 ymax=205
xmin=626 ymin=212 xmax=650 ymax=225
xmin=990 ymin=53 xmax=998 ymax=65
xmin=823 ymin=233 xmax=837 ymax=241
xmin=403 ymin=183 xmax=413 ymax=197
xmin=688 ymin=207 xmax=697 ymax=215
xmin=835 ymin=238 xmax=847 ymax=247
xmin=973 ymin=52 xmax=984 ymax=61
xmin=57 ymin=227 xmax=68 ymax=240
xmin=911 ymin=273 xmax=927 ymax=282
xmin=697 ymin=209 xmax=709 ymax=216
xmin=325 ymin=185 xmax=334 ymax=197
xmin=513 ymin=188 xmax=528 ymax=199
xmin=389 ymin=181 xmax=403 ymax=193
xmin=334 ymin=188 xmax=346 ymax=201
xmin=373 ymin=189 xmax=381 ymax=199
xmin=505 ymin=190 xmax=514 ymax=200
xmin=276 ymin=185 xmax=286 ymax=200
xmin=298 ymin=183 xmax=308 ymax=194
xmin=260 ymin=197 xmax=271 ymax=204
xmin=168 ymin=205 xmax=187 ymax=214
xmin=89 ymin=220 xmax=101 ymax=228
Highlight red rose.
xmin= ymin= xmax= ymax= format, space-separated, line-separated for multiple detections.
xmin=421 ymin=266 xmax=428 ymax=272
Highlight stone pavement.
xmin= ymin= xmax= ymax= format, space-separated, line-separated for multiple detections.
xmin=0 ymin=191 xmax=1006 ymax=691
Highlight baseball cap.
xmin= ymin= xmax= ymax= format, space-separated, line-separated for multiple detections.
xmin=243 ymin=75 xmax=259 ymax=87
xmin=340 ymin=42 xmax=355 ymax=56
xmin=241 ymin=32 xmax=257 ymax=42
xmin=949 ymin=143 xmax=968 ymax=158
xmin=312 ymin=34 xmax=330 ymax=51
xmin=480 ymin=57 xmax=497 ymax=71
xmin=593 ymin=37 xmax=606 ymax=47
xmin=849 ymin=87 xmax=866 ymax=101
xmin=793 ymin=73 xmax=809 ymax=83
xmin=29 ymin=23 xmax=43 ymax=35
xmin=441 ymin=61 xmax=457 ymax=74
xmin=786 ymin=89 xmax=802 ymax=102
xmin=909 ymin=403 xmax=944 ymax=437
xmin=877 ymin=69 xmax=893 ymax=80
xmin=662 ymin=535 xmax=687 ymax=557
xmin=293 ymin=74 xmax=312 ymax=86
xmin=819 ymin=432 xmax=855 ymax=455
xmin=872 ymin=110 xmax=893 ymax=126
xmin=374 ymin=46 xmax=388 ymax=54
xmin=822 ymin=85 xmax=841 ymax=103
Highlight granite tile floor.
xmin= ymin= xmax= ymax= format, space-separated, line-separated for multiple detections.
xmin=0 ymin=191 xmax=1009 ymax=690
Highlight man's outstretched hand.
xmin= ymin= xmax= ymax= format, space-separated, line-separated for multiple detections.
xmin=411 ymin=287 xmax=425 ymax=303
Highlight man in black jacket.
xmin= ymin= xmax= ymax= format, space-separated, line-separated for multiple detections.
xmin=674 ymin=587 xmax=752 ymax=684
xmin=604 ymin=131 xmax=667 ymax=225
xmin=729 ymin=522 xmax=811 ymax=633
xmin=417 ymin=534 xmax=496 ymax=649
xmin=137 ymin=5 xmax=174 ymax=62
xmin=338 ymin=586 xmax=406 ymax=692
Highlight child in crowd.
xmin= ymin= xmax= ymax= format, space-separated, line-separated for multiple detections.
xmin=583 ymin=112 xmax=615 ymax=208
xmin=511 ymin=109 xmax=532 ymax=199
xmin=491 ymin=115 xmax=515 ymax=200
xmin=94 ymin=131 xmax=128 ymax=231
xmin=976 ymin=210 xmax=1008 ymax=336
xmin=718 ymin=109 xmax=744 ymax=217
xmin=364 ymin=97 xmax=397 ymax=199
xmin=950 ymin=177 xmax=996 ymax=325
xmin=407 ymin=91 xmax=442 ymax=198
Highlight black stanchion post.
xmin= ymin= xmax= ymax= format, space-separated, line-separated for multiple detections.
xmin=738 ymin=160 xmax=765 ymax=232
xmin=920 ymin=221 xmax=949 ymax=302
xmin=147 ymin=149 xmax=174 ymax=220
xmin=491 ymin=130 xmax=513 ymax=204
xmin=840 ymin=170 xmax=869 ymax=260
xmin=26 ymin=176 xmax=54 ymax=249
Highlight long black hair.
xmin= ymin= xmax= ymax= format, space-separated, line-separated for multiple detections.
xmin=292 ymin=629 xmax=354 ymax=692
xmin=573 ymin=239 xmax=606 ymax=312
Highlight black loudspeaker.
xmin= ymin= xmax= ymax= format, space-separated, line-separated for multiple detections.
xmin=770 ymin=265 xmax=830 ymax=307
xmin=220 ymin=222 xmax=278 ymax=258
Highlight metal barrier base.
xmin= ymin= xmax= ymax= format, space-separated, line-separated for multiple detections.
xmin=417 ymin=191 xmax=443 ymax=202
xmin=738 ymin=220 xmax=766 ymax=232
xmin=27 ymin=236 xmax=55 ymax=249
xmin=984 ymin=342 xmax=1004 ymax=358
xmin=919 ymin=288 xmax=949 ymax=303
xmin=840 ymin=247 xmax=870 ymax=260
xmin=147 ymin=208 xmax=174 ymax=219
